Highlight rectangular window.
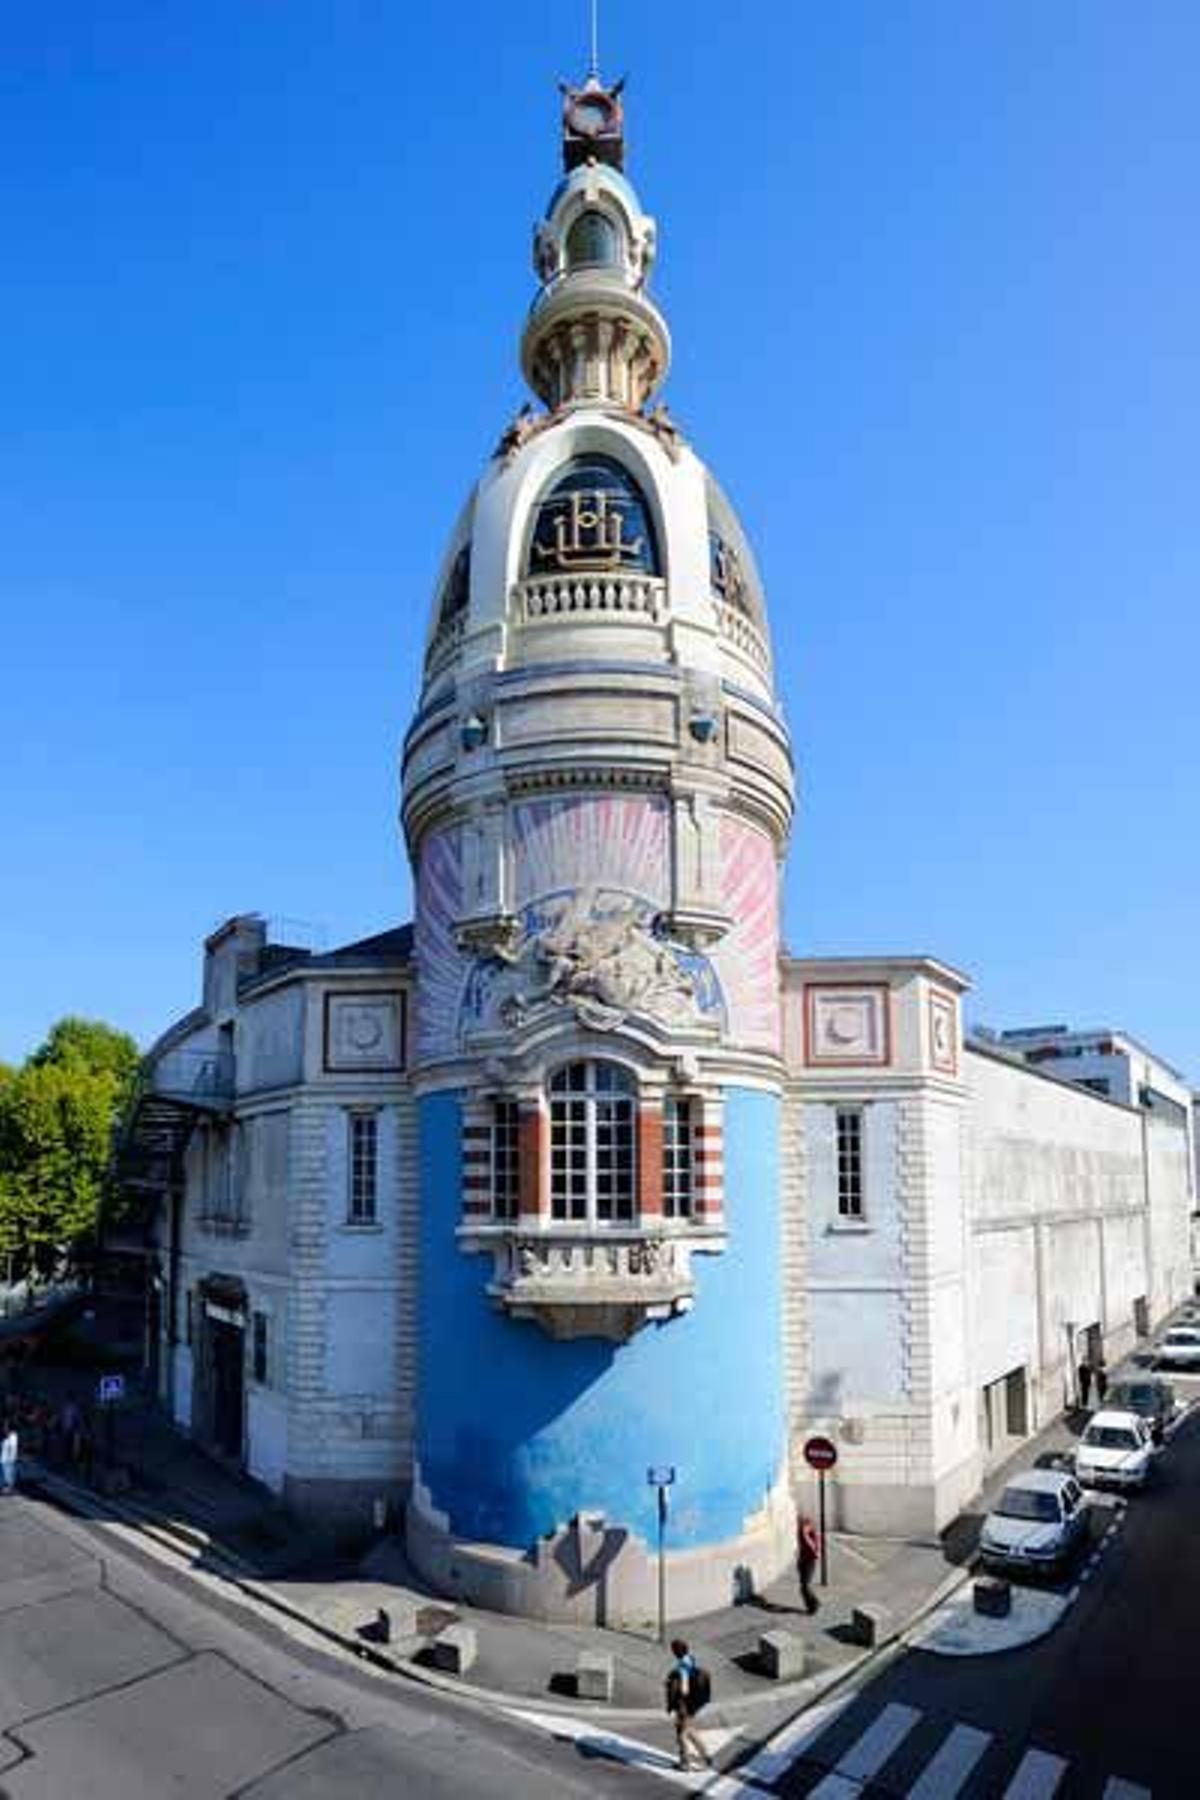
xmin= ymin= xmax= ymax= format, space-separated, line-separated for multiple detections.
xmin=349 ymin=1112 xmax=379 ymax=1224
xmin=492 ymin=1101 xmax=520 ymax=1221
xmin=252 ymin=1310 xmax=269 ymax=1385
xmin=836 ymin=1109 xmax=864 ymax=1219
xmin=663 ymin=1098 xmax=694 ymax=1220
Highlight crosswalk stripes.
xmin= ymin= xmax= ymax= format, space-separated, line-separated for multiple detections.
xmin=905 ymin=1723 xmax=991 ymax=1799
xmin=806 ymin=1703 xmax=922 ymax=1796
xmin=748 ymin=1693 xmax=1153 ymax=1799
xmin=1001 ymin=1747 xmax=1068 ymax=1798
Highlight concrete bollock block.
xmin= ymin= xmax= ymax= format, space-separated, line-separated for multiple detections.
xmin=973 ymin=1577 xmax=1012 ymax=1618
xmin=851 ymin=1604 xmax=891 ymax=1648
xmin=575 ymin=1651 xmax=615 ymax=1702
xmin=758 ymin=1629 xmax=806 ymax=1681
xmin=430 ymin=1624 xmax=478 ymax=1675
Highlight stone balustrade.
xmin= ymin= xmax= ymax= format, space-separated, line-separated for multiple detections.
xmin=513 ymin=573 xmax=668 ymax=626
xmin=713 ymin=597 xmax=770 ymax=672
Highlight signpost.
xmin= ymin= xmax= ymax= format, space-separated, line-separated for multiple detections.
xmin=803 ymin=1435 xmax=838 ymax=1587
xmin=97 ymin=1374 xmax=125 ymax=1469
xmin=646 ymin=1465 xmax=676 ymax=1643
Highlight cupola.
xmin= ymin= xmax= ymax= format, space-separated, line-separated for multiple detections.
xmin=520 ymin=76 xmax=670 ymax=412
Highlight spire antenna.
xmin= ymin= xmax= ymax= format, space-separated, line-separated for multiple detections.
xmin=588 ymin=0 xmax=600 ymax=80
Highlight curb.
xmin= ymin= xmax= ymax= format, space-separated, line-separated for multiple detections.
xmin=23 ymin=1464 xmax=970 ymax=1726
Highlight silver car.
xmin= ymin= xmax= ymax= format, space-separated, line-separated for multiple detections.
xmin=1156 ymin=1326 xmax=1200 ymax=1369
xmin=979 ymin=1470 xmax=1089 ymax=1579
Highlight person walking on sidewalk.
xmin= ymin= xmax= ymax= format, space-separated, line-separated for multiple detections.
xmin=1094 ymin=1358 xmax=1108 ymax=1405
xmin=665 ymin=1639 xmax=713 ymax=1774
xmin=1077 ymin=1360 xmax=1094 ymax=1408
xmin=1 ymin=1423 xmax=18 ymax=1494
xmin=797 ymin=1513 xmax=821 ymax=1614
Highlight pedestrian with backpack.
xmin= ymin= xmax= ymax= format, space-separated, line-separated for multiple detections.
xmin=665 ymin=1638 xmax=713 ymax=1773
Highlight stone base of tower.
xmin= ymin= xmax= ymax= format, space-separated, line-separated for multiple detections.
xmin=406 ymin=1461 xmax=796 ymax=1627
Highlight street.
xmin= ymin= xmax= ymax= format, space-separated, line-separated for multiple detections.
xmin=0 ymin=1494 xmax=664 ymax=1800
xmin=765 ymin=1394 xmax=1200 ymax=1797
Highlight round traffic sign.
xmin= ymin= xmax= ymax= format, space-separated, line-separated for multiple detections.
xmin=803 ymin=1434 xmax=838 ymax=1471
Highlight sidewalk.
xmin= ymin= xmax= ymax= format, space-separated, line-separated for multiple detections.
xmin=17 ymin=1341 xmax=1183 ymax=1737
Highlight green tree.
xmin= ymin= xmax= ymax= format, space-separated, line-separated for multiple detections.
xmin=0 ymin=1018 xmax=139 ymax=1282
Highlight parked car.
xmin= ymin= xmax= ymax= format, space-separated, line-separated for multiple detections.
xmin=979 ymin=1470 xmax=1089 ymax=1579
xmin=1104 ymin=1376 xmax=1176 ymax=1444
xmin=1155 ymin=1326 xmax=1200 ymax=1370
xmin=1075 ymin=1409 xmax=1156 ymax=1491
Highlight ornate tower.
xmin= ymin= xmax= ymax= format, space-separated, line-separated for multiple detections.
xmin=401 ymin=73 xmax=796 ymax=1622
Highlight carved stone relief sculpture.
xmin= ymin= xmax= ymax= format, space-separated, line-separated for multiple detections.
xmin=458 ymin=885 xmax=723 ymax=1039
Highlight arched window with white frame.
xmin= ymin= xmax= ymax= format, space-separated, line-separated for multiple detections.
xmin=549 ymin=1060 xmax=636 ymax=1224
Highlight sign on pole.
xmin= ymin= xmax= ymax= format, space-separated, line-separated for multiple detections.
xmin=803 ymin=1435 xmax=837 ymax=1472
xmin=647 ymin=1466 xmax=676 ymax=1642
xmin=97 ymin=1374 xmax=125 ymax=1406
xmin=803 ymin=1436 xmax=838 ymax=1586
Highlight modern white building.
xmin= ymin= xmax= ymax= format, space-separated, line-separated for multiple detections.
xmin=117 ymin=73 xmax=1194 ymax=1620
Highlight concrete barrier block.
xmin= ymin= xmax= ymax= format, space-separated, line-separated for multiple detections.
xmin=759 ymin=1629 xmax=806 ymax=1681
xmin=576 ymin=1651 xmax=615 ymax=1701
xmin=851 ymin=1604 xmax=891 ymax=1648
xmin=431 ymin=1623 xmax=477 ymax=1674
xmin=973 ymin=1577 xmax=1012 ymax=1618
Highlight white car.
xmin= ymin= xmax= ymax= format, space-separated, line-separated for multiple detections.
xmin=979 ymin=1470 xmax=1089 ymax=1579
xmin=1156 ymin=1326 xmax=1200 ymax=1369
xmin=1075 ymin=1409 xmax=1155 ymax=1491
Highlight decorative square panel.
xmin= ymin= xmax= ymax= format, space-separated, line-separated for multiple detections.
xmin=804 ymin=984 xmax=891 ymax=1067
xmin=324 ymin=993 xmax=405 ymax=1072
xmin=928 ymin=989 xmax=958 ymax=1075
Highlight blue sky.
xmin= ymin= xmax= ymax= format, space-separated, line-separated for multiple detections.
xmin=2 ymin=3 xmax=1197 ymax=1080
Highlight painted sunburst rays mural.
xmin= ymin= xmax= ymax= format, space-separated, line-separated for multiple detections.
xmin=415 ymin=798 xmax=778 ymax=1057
xmin=510 ymin=795 xmax=670 ymax=909
xmin=711 ymin=816 xmax=782 ymax=1052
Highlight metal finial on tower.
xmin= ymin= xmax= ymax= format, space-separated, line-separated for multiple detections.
xmin=588 ymin=0 xmax=600 ymax=80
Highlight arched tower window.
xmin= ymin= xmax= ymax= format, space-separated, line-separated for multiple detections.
xmin=549 ymin=1060 xmax=636 ymax=1224
xmin=436 ymin=544 xmax=471 ymax=629
xmin=528 ymin=456 xmax=660 ymax=577
xmin=565 ymin=208 xmax=621 ymax=270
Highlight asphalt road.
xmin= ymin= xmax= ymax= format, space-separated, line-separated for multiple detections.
xmin=0 ymin=1494 xmax=666 ymax=1799
xmin=772 ymin=1391 xmax=1200 ymax=1797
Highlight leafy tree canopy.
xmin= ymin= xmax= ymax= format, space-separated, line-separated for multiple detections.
xmin=0 ymin=1017 xmax=140 ymax=1282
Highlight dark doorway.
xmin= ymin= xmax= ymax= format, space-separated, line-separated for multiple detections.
xmin=209 ymin=1318 xmax=244 ymax=1461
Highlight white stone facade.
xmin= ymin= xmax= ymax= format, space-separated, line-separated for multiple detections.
xmin=784 ymin=955 xmax=1194 ymax=1539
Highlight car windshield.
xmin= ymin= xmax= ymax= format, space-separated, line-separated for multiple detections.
xmin=1109 ymin=1386 xmax=1156 ymax=1409
xmin=1084 ymin=1427 xmax=1139 ymax=1450
xmin=1164 ymin=1333 xmax=1197 ymax=1345
xmin=997 ymin=1487 xmax=1059 ymax=1522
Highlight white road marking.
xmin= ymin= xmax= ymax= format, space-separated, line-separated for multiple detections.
xmin=506 ymin=1706 xmax=696 ymax=1788
xmin=907 ymin=1722 xmax=993 ymax=1799
xmin=710 ymin=1687 xmax=859 ymax=1790
xmin=1002 ymin=1746 xmax=1068 ymax=1797
xmin=1101 ymin=1780 xmax=1152 ymax=1799
xmin=806 ymin=1701 xmax=922 ymax=1796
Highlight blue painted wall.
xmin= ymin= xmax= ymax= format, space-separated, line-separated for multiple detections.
xmin=416 ymin=1086 xmax=784 ymax=1549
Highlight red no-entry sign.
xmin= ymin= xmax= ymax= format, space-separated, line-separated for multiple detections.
xmin=803 ymin=1435 xmax=838 ymax=1472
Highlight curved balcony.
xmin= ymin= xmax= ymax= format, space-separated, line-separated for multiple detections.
xmin=461 ymin=1224 xmax=724 ymax=1342
xmin=512 ymin=572 xmax=668 ymax=627
xmin=713 ymin=597 xmax=771 ymax=675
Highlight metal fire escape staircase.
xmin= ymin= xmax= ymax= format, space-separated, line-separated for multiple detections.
xmin=113 ymin=1047 xmax=236 ymax=1224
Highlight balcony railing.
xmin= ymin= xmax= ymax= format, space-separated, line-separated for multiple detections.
xmin=713 ymin=598 xmax=770 ymax=673
xmin=513 ymin=572 xmax=668 ymax=627
xmin=150 ymin=1049 xmax=235 ymax=1111
xmin=478 ymin=1227 xmax=700 ymax=1342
